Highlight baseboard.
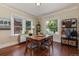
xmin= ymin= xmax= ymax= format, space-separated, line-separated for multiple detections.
xmin=0 ymin=41 xmax=26 ymax=49
xmin=0 ymin=42 xmax=18 ymax=49
xmin=19 ymin=41 xmax=26 ymax=44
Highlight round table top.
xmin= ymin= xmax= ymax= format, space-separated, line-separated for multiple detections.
xmin=30 ymin=35 xmax=46 ymax=41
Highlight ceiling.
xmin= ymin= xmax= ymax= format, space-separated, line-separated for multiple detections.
xmin=4 ymin=3 xmax=77 ymax=16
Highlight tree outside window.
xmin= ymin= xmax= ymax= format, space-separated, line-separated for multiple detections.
xmin=47 ymin=19 xmax=58 ymax=33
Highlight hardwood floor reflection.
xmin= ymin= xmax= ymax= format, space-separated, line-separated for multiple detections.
xmin=24 ymin=47 xmax=49 ymax=56
xmin=0 ymin=42 xmax=79 ymax=56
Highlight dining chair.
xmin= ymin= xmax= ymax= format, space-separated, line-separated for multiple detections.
xmin=24 ymin=37 xmax=38 ymax=56
xmin=41 ymin=35 xmax=53 ymax=56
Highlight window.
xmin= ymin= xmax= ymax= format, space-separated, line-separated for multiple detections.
xmin=26 ymin=21 xmax=31 ymax=30
xmin=25 ymin=20 xmax=31 ymax=34
xmin=14 ymin=17 xmax=22 ymax=34
xmin=47 ymin=19 xmax=58 ymax=33
xmin=0 ymin=18 xmax=11 ymax=30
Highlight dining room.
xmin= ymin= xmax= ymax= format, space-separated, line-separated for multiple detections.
xmin=0 ymin=3 xmax=79 ymax=56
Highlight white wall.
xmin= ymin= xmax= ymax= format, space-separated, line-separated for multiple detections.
xmin=39 ymin=6 xmax=79 ymax=43
xmin=0 ymin=4 xmax=36 ymax=48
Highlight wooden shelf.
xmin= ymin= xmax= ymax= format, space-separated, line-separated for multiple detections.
xmin=61 ymin=18 xmax=77 ymax=47
xmin=61 ymin=27 xmax=77 ymax=28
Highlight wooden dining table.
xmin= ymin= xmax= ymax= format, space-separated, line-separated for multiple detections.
xmin=25 ymin=35 xmax=53 ymax=55
xmin=30 ymin=35 xmax=46 ymax=47
xmin=30 ymin=35 xmax=45 ymax=40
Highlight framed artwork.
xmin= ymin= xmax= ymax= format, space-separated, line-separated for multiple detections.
xmin=0 ymin=17 xmax=11 ymax=30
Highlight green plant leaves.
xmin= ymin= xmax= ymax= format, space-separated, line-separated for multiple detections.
xmin=48 ymin=19 xmax=57 ymax=33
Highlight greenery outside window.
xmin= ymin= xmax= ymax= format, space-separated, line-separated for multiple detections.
xmin=47 ymin=19 xmax=58 ymax=33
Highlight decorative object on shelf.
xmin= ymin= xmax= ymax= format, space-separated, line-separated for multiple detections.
xmin=71 ymin=30 xmax=77 ymax=37
xmin=65 ymin=20 xmax=72 ymax=27
xmin=0 ymin=17 xmax=11 ymax=30
xmin=36 ymin=21 xmax=41 ymax=35
xmin=61 ymin=18 xmax=77 ymax=47
xmin=28 ymin=30 xmax=32 ymax=36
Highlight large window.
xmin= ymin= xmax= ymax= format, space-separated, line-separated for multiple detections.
xmin=14 ymin=17 xmax=22 ymax=34
xmin=47 ymin=19 xmax=58 ymax=33
xmin=25 ymin=20 xmax=31 ymax=34
xmin=0 ymin=17 xmax=10 ymax=30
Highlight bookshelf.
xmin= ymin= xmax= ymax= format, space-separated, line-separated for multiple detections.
xmin=61 ymin=18 xmax=78 ymax=47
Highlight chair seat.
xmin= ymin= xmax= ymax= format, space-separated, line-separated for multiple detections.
xmin=42 ymin=42 xmax=49 ymax=48
xmin=43 ymin=42 xmax=49 ymax=45
xmin=27 ymin=40 xmax=38 ymax=48
xmin=27 ymin=44 xmax=37 ymax=48
xmin=42 ymin=36 xmax=53 ymax=49
xmin=41 ymin=38 xmax=49 ymax=48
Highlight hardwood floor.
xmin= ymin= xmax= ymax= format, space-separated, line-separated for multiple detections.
xmin=0 ymin=42 xmax=79 ymax=56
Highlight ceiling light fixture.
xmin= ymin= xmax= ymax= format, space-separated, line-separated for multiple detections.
xmin=35 ymin=3 xmax=41 ymax=6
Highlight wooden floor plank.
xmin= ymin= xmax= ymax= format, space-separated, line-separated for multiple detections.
xmin=0 ymin=42 xmax=79 ymax=56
